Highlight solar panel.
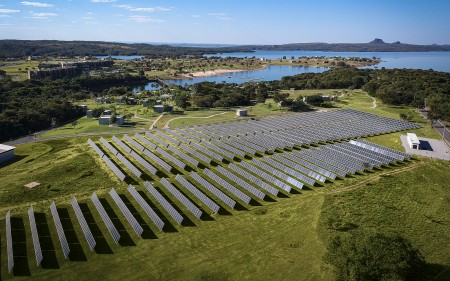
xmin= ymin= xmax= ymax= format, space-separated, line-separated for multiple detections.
xmin=167 ymin=145 xmax=199 ymax=167
xmin=116 ymin=153 xmax=142 ymax=178
xmin=160 ymin=178 xmax=202 ymax=219
xmin=71 ymin=197 xmax=96 ymax=251
xmin=190 ymin=172 xmax=236 ymax=209
xmin=155 ymin=130 xmax=181 ymax=146
xmin=50 ymin=202 xmax=70 ymax=259
xmin=228 ymin=163 xmax=279 ymax=196
xmin=109 ymin=189 xmax=144 ymax=237
xmin=203 ymin=168 xmax=252 ymax=204
xmin=285 ymin=151 xmax=337 ymax=179
xmin=112 ymin=135 xmax=132 ymax=153
xmin=145 ymin=131 xmax=169 ymax=148
xmin=272 ymin=154 xmax=327 ymax=182
xmin=124 ymin=134 xmax=144 ymax=152
xmin=91 ymin=193 xmax=121 ymax=244
xmin=6 ymin=210 xmax=14 ymax=273
xmin=100 ymin=137 xmax=118 ymax=156
xmin=179 ymin=144 xmax=212 ymax=164
xmin=251 ymin=159 xmax=304 ymax=189
xmin=28 ymin=206 xmax=43 ymax=267
xmin=239 ymin=161 xmax=291 ymax=193
xmin=144 ymin=181 xmax=184 ymax=225
xmin=87 ymin=138 xmax=104 ymax=157
xmin=135 ymin=133 xmax=157 ymax=150
xmin=215 ymin=166 xmax=266 ymax=199
xmin=156 ymin=147 xmax=186 ymax=170
xmin=129 ymin=150 xmax=158 ymax=175
xmin=127 ymin=185 xmax=165 ymax=231
xmin=262 ymin=157 xmax=316 ymax=186
xmin=190 ymin=142 xmax=223 ymax=162
xmin=175 ymin=174 xmax=220 ymax=213
xmin=142 ymin=149 xmax=173 ymax=172
xmin=101 ymin=155 xmax=126 ymax=181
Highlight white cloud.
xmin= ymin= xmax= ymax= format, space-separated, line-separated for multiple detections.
xmin=82 ymin=16 xmax=93 ymax=20
xmin=20 ymin=1 xmax=54 ymax=8
xmin=91 ymin=0 xmax=116 ymax=3
xmin=31 ymin=12 xmax=57 ymax=17
xmin=115 ymin=4 xmax=170 ymax=12
xmin=191 ymin=14 xmax=200 ymax=18
xmin=208 ymin=12 xmax=234 ymax=21
xmin=128 ymin=15 xmax=164 ymax=23
xmin=0 ymin=23 xmax=12 ymax=25
xmin=0 ymin=9 xmax=20 ymax=13
xmin=0 ymin=14 xmax=11 ymax=17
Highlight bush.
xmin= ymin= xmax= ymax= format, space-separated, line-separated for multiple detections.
xmin=325 ymin=231 xmax=427 ymax=281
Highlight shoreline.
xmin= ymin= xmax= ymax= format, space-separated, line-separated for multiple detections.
xmin=182 ymin=66 xmax=267 ymax=78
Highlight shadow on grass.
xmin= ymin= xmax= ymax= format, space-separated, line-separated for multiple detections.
xmin=137 ymin=190 xmax=178 ymax=233
xmin=155 ymin=170 xmax=169 ymax=178
xmin=263 ymin=195 xmax=277 ymax=202
xmin=11 ymin=217 xmax=31 ymax=276
xmin=290 ymin=188 xmax=302 ymax=195
xmin=277 ymin=192 xmax=290 ymax=198
xmin=98 ymin=198 xmax=136 ymax=247
xmin=248 ymin=198 xmax=263 ymax=206
xmin=35 ymin=213 xmax=60 ymax=269
xmin=0 ymin=154 xmax=28 ymax=168
xmin=57 ymin=208 xmax=87 ymax=261
xmin=118 ymin=194 xmax=158 ymax=239
xmin=78 ymin=203 xmax=113 ymax=254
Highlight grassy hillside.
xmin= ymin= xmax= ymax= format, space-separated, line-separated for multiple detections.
xmin=1 ymin=90 xmax=449 ymax=280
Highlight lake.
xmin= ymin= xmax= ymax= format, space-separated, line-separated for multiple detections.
xmin=208 ymin=50 xmax=450 ymax=72
xmin=164 ymin=65 xmax=329 ymax=86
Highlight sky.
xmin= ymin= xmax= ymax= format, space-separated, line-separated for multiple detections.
xmin=0 ymin=0 xmax=449 ymax=45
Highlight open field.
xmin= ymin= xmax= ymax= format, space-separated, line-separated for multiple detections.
xmin=1 ymin=90 xmax=449 ymax=281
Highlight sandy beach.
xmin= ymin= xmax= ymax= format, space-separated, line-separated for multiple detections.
xmin=184 ymin=69 xmax=247 ymax=78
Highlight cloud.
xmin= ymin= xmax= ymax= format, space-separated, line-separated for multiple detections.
xmin=0 ymin=14 xmax=11 ymax=17
xmin=191 ymin=14 xmax=200 ymax=18
xmin=128 ymin=15 xmax=164 ymax=23
xmin=0 ymin=9 xmax=20 ymax=13
xmin=208 ymin=12 xmax=234 ymax=21
xmin=115 ymin=4 xmax=170 ymax=12
xmin=0 ymin=23 xmax=12 ymax=25
xmin=91 ymin=0 xmax=116 ymax=2
xmin=20 ymin=1 xmax=54 ymax=8
xmin=31 ymin=12 xmax=57 ymax=17
xmin=82 ymin=16 xmax=93 ymax=20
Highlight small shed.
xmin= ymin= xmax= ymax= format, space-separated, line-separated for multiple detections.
xmin=86 ymin=109 xmax=93 ymax=118
xmin=153 ymin=105 xmax=164 ymax=113
xmin=407 ymin=133 xmax=420 ymax=149
xmin=98 ymin=116 xmax=110 ymax=125
xmin=142 ymin=99 xmax=149 ymax=107
xmin=79 ymin=105 xmax=88 ymax=111
xmin=116 ymin=97 xmax=123 ymax=104
xmin=0 ymin=144 xmax=15 ymax=164
xmin=116 ymin=115 xmax=125 ymax=125
xmin=236 ymin=109 xmax=248 ymax=117
xmin=103 ymin=110 xmax=112 ymax=116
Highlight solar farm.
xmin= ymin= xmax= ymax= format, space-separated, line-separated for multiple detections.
xmin=2 ymin=108 xmax=425 ymax=278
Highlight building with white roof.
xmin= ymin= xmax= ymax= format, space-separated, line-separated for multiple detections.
xmin=0 ymin=144 xmax=15 ymax=164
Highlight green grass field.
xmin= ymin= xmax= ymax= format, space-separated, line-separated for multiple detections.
xmin=1 ymin=90 xmax=449 ymax=280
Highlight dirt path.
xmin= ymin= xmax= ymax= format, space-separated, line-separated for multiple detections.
xmin=366 ymin=93 xmax=377 ymax=108
xmin=149 ymin=112 xmax=165 ymax=130
xmin=162 ymin=112 xmax=228 ymax=129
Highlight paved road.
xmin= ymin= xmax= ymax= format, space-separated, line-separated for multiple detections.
xmin=419 ymin=109 xmax=450 ymax=143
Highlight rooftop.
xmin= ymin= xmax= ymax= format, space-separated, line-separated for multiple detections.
xmin=0 ymin=144 xmax=15 ymax=154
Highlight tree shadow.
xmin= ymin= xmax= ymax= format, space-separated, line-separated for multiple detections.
xmin=98 ymin=198 xmax=136 ymax=247
xmin=137 ymin=190 xmax=178 ymax=233
xmin=118 ymin=194 xmax=158 ymax=239
xmin=78 ymin=203 xmax=113 ymax=254
xmin=10 ymin=217 xmax=31 ymax=276
xmin=34 ymin=213 xmax=60 ymax=269
xmin=57 ymin=208 xmax=87 ymax=261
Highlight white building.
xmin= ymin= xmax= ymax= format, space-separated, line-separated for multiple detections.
xmin=407 ymin=133 xmax=420 ymax=149
xmin=116 ymin=115 xmax=125 ymax=125
xmin=236 ymin=109 xmax=248 ymax=117
xmin=98 ymin=116 xmax=110 ymax=125
xmin=0 ymin=144 xmax=15 ymax=164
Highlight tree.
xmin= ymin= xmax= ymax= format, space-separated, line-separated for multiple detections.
xmin=325 ymin=231 xmax=427 ymax=281
xmin=272 ymin=91 xmax=289 ymax=103
xmin=305 ymin=94 xmax=325 ymax=106
xmin=71 ymin=120 xmax=78 ymax=128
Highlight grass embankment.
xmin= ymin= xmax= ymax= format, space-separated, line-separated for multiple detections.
xmin=1 ymin=90 xmax=449 ymax=280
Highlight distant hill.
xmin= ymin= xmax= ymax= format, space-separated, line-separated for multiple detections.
xmin=230 ymin=39 xmax=450 ymax=52
xmin=0 ymin=39 xmax=449 ymax=58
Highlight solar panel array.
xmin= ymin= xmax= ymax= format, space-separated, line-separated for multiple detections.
xmin=175 ymin=174 xmax=220 ymax=213
xmin=127 ymin=185 xmax=165 ymax=231
xmin=350 ymin=139 xmax=409 ymax=161
xmin=6 ymin=210 xmax=14 ymax=273
xmin=109 ymin=189 xmax=144 ymax=237
xmin=87 ymin=138 xmax=104 ymax=157
xmin=156 ymin=147 xmax=186 ymax=170
xmin=124 ymin=134 xmax=145 ymax=152
xmin=144 ymin=181 xmax=184 ymax=225
xmin=251 ymin=159 xmax=304 ymax=189
xmin=203 ymin=168 xmax=252 ymax=204
xmin=239 ymin=161 xmax=292 ymax=193
xmin=160 ymin=178 xmax=203 ymax=219
xmin=282 ymin=152 xmax=336 ymax=179
xmin=71 ymin=197 xmax=96 ymax=251
xmin=167 ymin=145 xmax=199 ymax=167
xmin=145 ymin=132 xmax=169 ymax=148
xmin=102 ymin=155 xmax=126 ymax=181
xmin=28 ymin=206 xmax=43 ymax=266
xmin=91 ymin=193 xmax=120 ymax=244
xmin=155 ymin=130 xmax=181 ymax=146
xmin=228 ymin=163 xmax=279 ymax=196
xmin=100 ymin=137 xmax=118 ymax=156
xmin=190 ymin=171 xmax=236 ymax=208
xmin=272 ymin=154 xmax=327 ymax=182
xmin=262 ymin=157 xmax=317 ymax=186
xmin=216 ymin=166 xmax=266 ymax=199
xmin=112 ymin=135 xmax=132 ymax=154
xmin=135 ymin=133 xmax=157 ymax=150
xmin=116 ymin=153 xmax=142 ymax=178
xmin=179 ymin=144 xmax=212 ymax=164
xmin=50 ymin=202 xmax=70 ymax=259
xmin=129 ymin=150 xmax=158 ymax=175
xmin=143 ymin=149 xmax=173 ymax=173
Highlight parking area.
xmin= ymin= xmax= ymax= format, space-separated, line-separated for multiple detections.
xmin=400 ymin=135 xmax=450 ymax=161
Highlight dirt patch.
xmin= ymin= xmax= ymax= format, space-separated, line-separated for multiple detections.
xmin=24 ymin=181 xmax=41 ymax=189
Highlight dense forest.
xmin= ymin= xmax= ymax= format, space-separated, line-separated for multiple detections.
xmin=0 ymin=74 xmax=148 ymax=141
xmin=0 ymin=40 xmax=243 ymax=59
xmin=1 ymin=39 xmax=450 ymax=59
